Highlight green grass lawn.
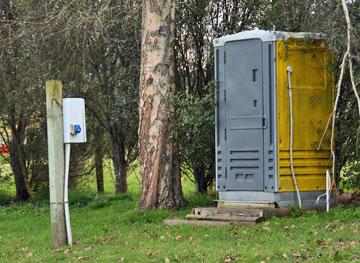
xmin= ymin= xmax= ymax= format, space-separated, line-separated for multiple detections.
xmin=0 ymin=170 xmax=360 ymax=262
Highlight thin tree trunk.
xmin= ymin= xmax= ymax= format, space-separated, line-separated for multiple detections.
xmin=111 ymin=137 xmax=127 ymax=193
xmin=138 ymin=0 xmax=186 ymax=209
xmin=10 ymin=130 xmax=31 ymax=201
xmin=194 ymin=164 xmax=208 ymax=193
xmin=95 ymin=136 xmax=104 ymax=194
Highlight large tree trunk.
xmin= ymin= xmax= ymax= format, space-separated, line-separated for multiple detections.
xmin=138 ymin=0 xmax=186 ymax=209
xmin=111 ymin=135 xmax=127 ymax=193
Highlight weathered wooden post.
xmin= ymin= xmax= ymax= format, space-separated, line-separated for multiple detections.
xmin=46 ymin=80 xmax=67 ymax=247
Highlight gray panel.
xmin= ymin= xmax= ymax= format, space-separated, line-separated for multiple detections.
xmin=218 ymin=191 xmax=276 ymax=203
xmin=230 ymin=116 xmax=263 ymax=129
xmin=224 ymin=39 xmax=264 ymax=191
xmin=218 ymin=191 xmax=335 ymax=209
xmin=262 ymin=42 xmax=277 ymax=192
xmin=215 ymin=47 xmax=227 ymax=191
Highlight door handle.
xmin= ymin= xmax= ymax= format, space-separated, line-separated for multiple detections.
xmin=262 ymin=116 xmax=267 ymax=128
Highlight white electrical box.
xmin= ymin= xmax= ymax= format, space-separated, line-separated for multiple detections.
xmin=63 ymin=98 xmax=87 ymax=144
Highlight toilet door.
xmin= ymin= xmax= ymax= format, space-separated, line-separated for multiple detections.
xmin=225 ymin=39 xmax=265 ymax=191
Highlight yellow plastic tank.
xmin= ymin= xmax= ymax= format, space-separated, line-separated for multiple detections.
xmin=276 ymin=39 xmax=334 ymax=192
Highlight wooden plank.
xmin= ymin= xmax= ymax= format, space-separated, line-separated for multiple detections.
xmin=46 ymin=80 xmax=67 ymax=247
xmin=186 ymin=214 xmax=264 ymax=223
xmin=191 ymin=207 xmax=263 ymax=217
xmin=163 ymin=219 xmax=255 ymax=227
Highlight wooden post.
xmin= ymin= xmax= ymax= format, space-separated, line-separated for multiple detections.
xmin=46 ymin=80 xmax=67 ymax=247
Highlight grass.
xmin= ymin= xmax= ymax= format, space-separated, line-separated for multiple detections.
xmin=0 ymin=170 xmax=360 ymax=262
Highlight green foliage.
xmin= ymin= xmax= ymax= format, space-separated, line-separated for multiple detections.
xmin=172 ymin=83 xmax=215 ymax=192
xmin=290 ymin=207 xmax=304 ymax=218
xmin=340 ymin=162 xmax=360 ymax=191
xmin=0 ymin=0 xmax=359 ymax=199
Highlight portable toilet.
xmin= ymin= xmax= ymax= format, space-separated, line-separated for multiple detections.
xmin=214 ymin=30 xmax=334 ymax=208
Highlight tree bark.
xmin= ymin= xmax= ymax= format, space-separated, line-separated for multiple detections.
xmin=194 ymin=164 xmax=208 ymax=194
xmin=138 ymin=0 xmax=186 ymax=209
xmin=111 ymin=136 xmax=127 ymax=193
xmin=95 ymin=134 xmax=104 ymax=194
xmin=10 ymin=124 xmax=31 ymax=201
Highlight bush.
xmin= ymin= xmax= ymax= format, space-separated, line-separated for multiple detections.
xmin=340 ymin=161 xmax=360 ymax=191
xmin=172 ymin=84 xmax=215 ymax=193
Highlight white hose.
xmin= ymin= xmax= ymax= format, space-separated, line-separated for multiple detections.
xmin=287 ymin=66 xmax=302 ymax=208
xmin=315 ymin=170 xmax=331 ymax=212
xmin=326 ymin=169 xmax=330 ymax=212
xmin=64 ymin=143 xmax=72 ymax=246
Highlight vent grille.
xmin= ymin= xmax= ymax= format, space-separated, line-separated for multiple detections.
xmin=229 ymin=149 xmax=260 ymax=170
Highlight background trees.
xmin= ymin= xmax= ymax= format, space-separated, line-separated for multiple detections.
xmin=0 ymin=0 xmax=359 ymax=202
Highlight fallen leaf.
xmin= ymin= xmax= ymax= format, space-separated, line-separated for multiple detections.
xmin=260 ymin=261 xmax=266 ymax=263
xmin=282 ymin=253 xmax=288 ymax=259
xmin=84 ymin=246 xmax=92 ymax=251
xmin=263 ymin=225 xmax=271 ymax=232
xmin=339 ymin=241 xmax=347 ymax=249
xmin=120 ymin=257 xmax=125 ymax=262
xmin=175 ymin=235 xmax=182 ymax=241
xmin=73 ymin=241 xmax=83 ymax=246
xmin=64 ymin=249 xmax=71 ymax=254
xmin=189 ymin=236 xmax=194 ymax=241
xmin=160 ymin=235 xmax=165 ymax=240
xmin=205 ymin=234 xmax=210 ymax=238
xmin=224 ymin=255 xmax=234 ymax=262
xmin=26 ymin=252 xmax=33 ymax=257
xmin=292 ymin=252 xmax=302 ymax=257
xmin=164 ymin=256 xmax=170 ymax=263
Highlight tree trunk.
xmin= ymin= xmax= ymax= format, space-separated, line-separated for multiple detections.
xmin=194 ymin=164 xmax=208 ymax=194
xmin=95 ymin=136 xmax=104 ymax=194
xmin=111 ymin=137 xmax=127 ymax=193
xmin=138 ymin=0 xmax=186 ymax=209
xmin=10 ymin=129 xmax=31 ymax=201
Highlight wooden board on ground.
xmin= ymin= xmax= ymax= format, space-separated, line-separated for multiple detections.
xmin=185 ymin=207 xmax=264 ymax=223
xmin=163 ymin=219 xmax=256 ymax=227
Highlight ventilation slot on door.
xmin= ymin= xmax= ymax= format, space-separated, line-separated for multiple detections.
xmin=217 ymin=150 xmax=223 ymax=180
xmin=229 ymin=150 xmax=260 ymax=175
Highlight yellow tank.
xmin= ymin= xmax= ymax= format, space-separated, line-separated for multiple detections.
xmin=276 ymin=39 xmax=334 ymax=192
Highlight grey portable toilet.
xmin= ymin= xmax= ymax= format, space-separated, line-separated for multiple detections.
xmin=214 ymin=30 xmax=334 ymax=208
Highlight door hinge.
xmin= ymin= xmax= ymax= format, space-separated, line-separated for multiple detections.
xmin=224 ymin=89 xmax=226 ymax=102
xmin=224 ymin=128 xmax=227 ymax=141
xmin=224 ymin=51 xmax=226 ymax=64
